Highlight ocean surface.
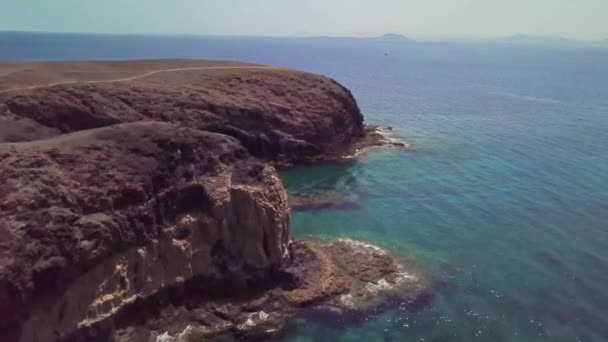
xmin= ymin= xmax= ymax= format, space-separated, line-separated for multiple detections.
xmin=2 ymin=32 xmax=608 ymax=341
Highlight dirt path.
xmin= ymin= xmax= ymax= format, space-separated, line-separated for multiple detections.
xmin=0 ymin=66 xmax=281 ymax=94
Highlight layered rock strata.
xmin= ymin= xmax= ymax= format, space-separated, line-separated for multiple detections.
xmin=0 ymin=122 xmax=291 ymax=341
xmin=112 ymin=239 xmax=423 ymax=342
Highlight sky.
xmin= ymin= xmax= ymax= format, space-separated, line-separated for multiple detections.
xmin=1 ymin=0 xmax=608 ymax=40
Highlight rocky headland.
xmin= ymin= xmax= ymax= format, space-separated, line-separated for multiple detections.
xmin=0 ymin=60 xmax=419 ymax=341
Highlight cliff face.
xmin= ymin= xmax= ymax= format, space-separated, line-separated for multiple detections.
xmin=0 ymin=61 xmax=408 ymax=342
xmin=0 ymin=122 xmax=290 ymax=341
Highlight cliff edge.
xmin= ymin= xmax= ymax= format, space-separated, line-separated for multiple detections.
xmin=0 ymin=60 xmax=365 ymax=167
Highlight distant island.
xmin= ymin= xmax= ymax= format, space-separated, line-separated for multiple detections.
xmin=298 ymin=33 xmax=607 ymax=47
xmin=491 ymin=34 xmax=608 ymax=47
xmin=299 ymin=33 xmax=410 ymax=42
xmin=374 ymin=33 xmax=410 ymax=41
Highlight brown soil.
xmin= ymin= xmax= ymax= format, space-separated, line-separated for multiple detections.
xmin=0 ymin=60 xmax=261 ymax=92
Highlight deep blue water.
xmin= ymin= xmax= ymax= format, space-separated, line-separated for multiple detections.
xmin=2 ymin=32 xmax=608 ymax=341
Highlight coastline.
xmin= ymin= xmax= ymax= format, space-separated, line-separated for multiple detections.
xmin=343 ymin=125 xmax=409 ymax=160
xmin=0 ymin=59 xmax=421 ymax=341
xmin=115 ymin=239 xmax=425 ymax=341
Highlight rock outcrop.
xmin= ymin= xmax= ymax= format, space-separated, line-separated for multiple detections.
xmin=0 ymin=60 xmax=418 ymax=341
xmin=0 ymin=122 xmax=291 ymax=341
xmin=112 ymin=239 xmax=423 ymax=342
xmin=0 ymin=60 xmax=365 ymax=167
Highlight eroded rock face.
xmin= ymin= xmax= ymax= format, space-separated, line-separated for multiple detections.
xmin=0 ymin=122 xmax=290 ymax=341
xmin=109 ymin=239 xmax=424 ymax=342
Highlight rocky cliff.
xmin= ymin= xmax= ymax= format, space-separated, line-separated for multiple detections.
xmin=0 ymin=60 xmax=418 ymax=341
xmin=0 ymin=60 xmax=365 ymax=167
xmin=0 ymin=122 xmax=292 ymax=341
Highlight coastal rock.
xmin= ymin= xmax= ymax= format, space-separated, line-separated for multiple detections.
xmin=0 ymin=60 xmax=366 ymax=167
xmin=358 ymin=125 xmax=408 ymax=150
xmin=110 ymin=239 xmax=424 ymax=342
xmin=0 ymin=60 xmax=418 ymax=341
xmin=0 ymin=122 xmax=290 ymax=341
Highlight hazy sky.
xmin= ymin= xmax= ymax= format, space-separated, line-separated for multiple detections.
xmin=2 ymin=0 xmax=607 ymax=40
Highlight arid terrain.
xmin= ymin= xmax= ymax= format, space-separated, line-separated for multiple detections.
xmin=0 ymin=60 xmax=372 ymax=166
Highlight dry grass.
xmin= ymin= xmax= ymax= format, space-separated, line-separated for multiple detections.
xmin=0 ymin=60 xmax=263 ymax=92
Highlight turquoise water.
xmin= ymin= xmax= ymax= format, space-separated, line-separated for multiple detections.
xmin=277 ymin=44 xmax=608 ymax=341
xmin=280 ymin=148 xmax=608 ymax=341
xmin=2 ymin=33 xmax=608 ymax=341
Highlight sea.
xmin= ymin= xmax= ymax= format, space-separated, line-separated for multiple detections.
xmin=2 ymin=32 xmax=608 ymax=342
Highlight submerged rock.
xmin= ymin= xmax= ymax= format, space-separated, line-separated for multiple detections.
xmin=289 ymin=191 xmax=360 ymax=211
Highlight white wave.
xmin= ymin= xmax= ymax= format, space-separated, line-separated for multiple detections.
xmin=339 ymin=293 xmax=356 ymax=308
xmin=151 ymin=331 xmax=175 ymax=342
xmin=334 ymin=238 xmax=388 ymax=255
xmin=237 ymin=310 xmax=269 ymax=331
xmin=365 ymin=278 xmax=393 ymax=294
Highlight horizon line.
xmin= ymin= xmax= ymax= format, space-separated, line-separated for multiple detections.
xmin=1 ymin=29 xmax=607 ymax=42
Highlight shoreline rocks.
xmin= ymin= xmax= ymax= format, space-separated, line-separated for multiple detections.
xmin=110 ymin=239 xmax=424 ymax=342
xmin=349 ymin=125 xmax=408 ymax=156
